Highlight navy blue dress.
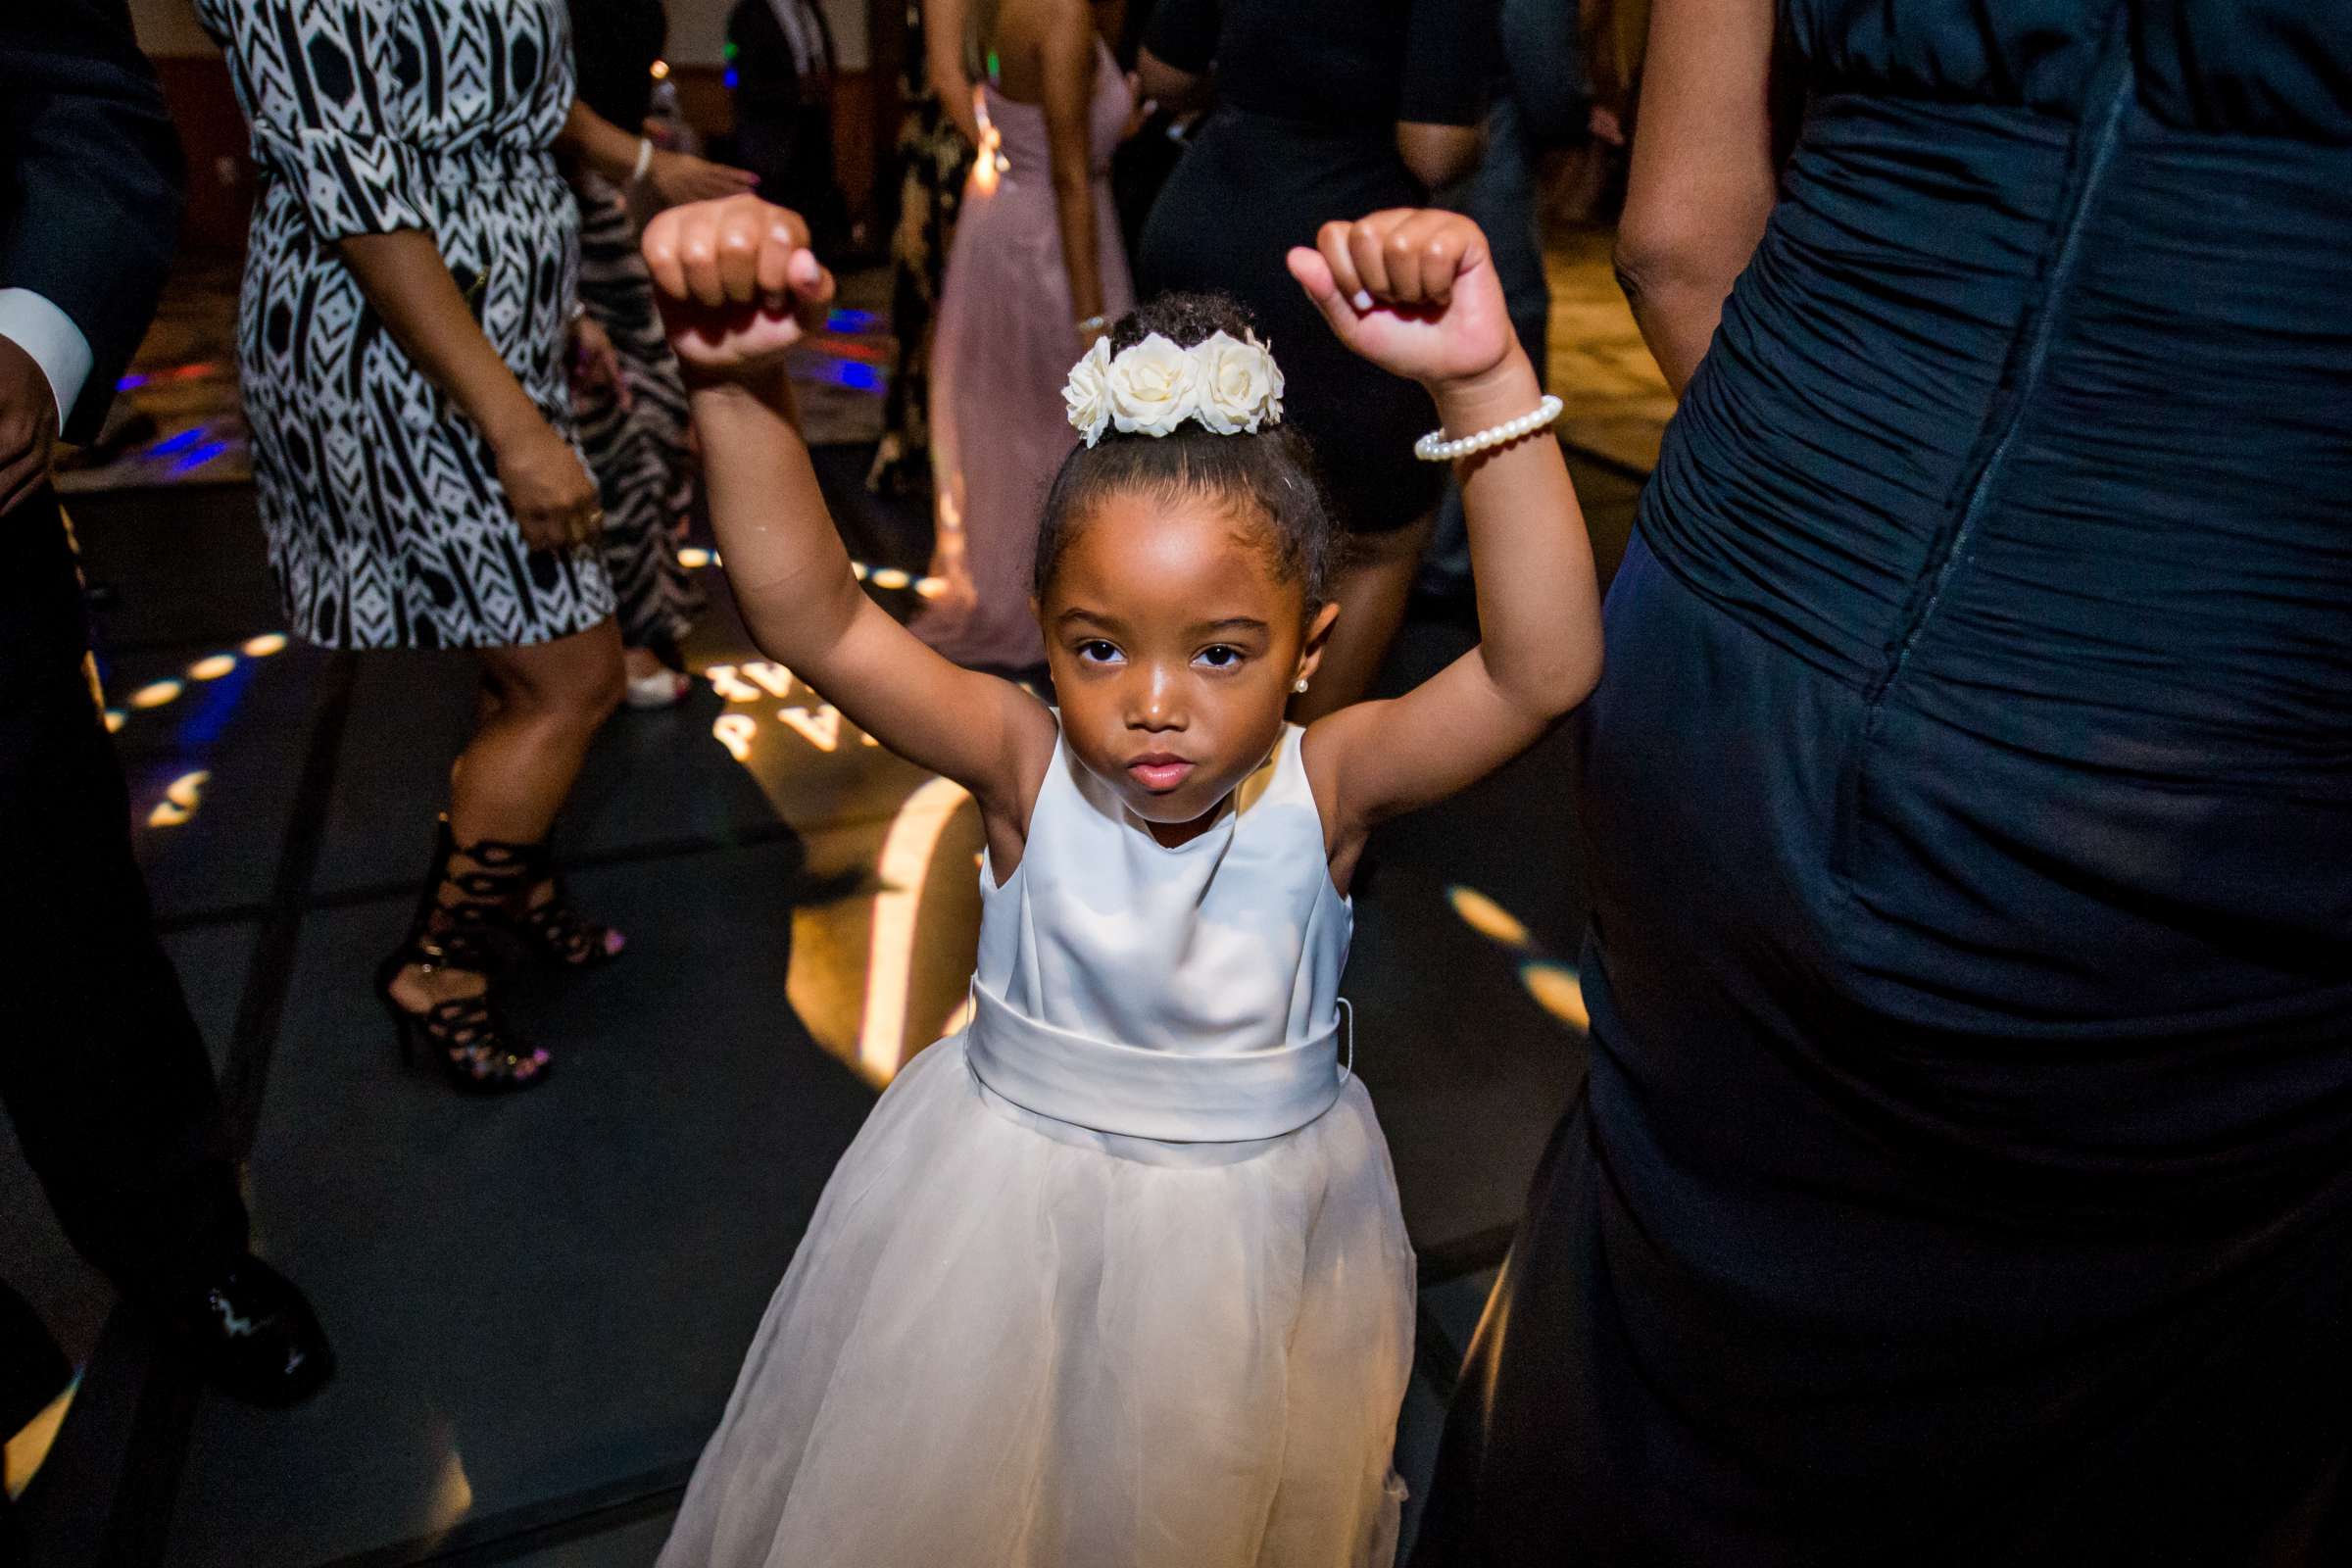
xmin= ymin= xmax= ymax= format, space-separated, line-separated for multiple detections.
xmin=1414 ymin=4 xmax=2352 ymax=1563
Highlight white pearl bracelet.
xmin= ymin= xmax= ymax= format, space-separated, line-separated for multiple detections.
xmin=1413 ymin=393 xmax=1564 ymax=463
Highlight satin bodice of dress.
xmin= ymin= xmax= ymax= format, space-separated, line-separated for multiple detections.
xmin=1637 ymin=0 xmax=2352 ymax=1029
xmin=966 ymin=723 xmax=1352 ymax=1146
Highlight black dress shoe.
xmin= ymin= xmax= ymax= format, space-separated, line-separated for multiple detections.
xmin=147 ymin=1255 xmax=334 ymax=1407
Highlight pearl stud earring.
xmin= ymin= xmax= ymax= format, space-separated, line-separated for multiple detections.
xmin=1293 ymin=677 xmax=1310 ymax=694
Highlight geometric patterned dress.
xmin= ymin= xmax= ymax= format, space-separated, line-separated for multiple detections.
xmin=572 ymin=171 xmax=702 ymax=651
xmin=197 ymin=0 xmax=613 ymax=649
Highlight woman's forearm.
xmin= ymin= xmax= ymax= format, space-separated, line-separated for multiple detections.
xmin=1135 ymin=48 xmax=1209 ymax=115
xmin=336 ymin=229 xmax=545 ymax=448
xmin=1041 ymin=16 xmax=1105 ymax=333
xmin=557 ymin=99 xmax=649 ymax=184
xmin=1615 ymin=258 xmax=1743 ymax=397
xmin=1051 ymin=175 xmax=1106 ymax=330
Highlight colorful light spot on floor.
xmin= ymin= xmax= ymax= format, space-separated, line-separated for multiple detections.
xmin=851 ymin=561 xmax=869 ymax=580
xmin=128 ymin=679 xmax=182 ymax=709
xmin=103 ymin=710 xmax=126 ymax=733
xmin=1520 ymin=961 xmax=1590 ymax=1031
xmin=793 ymin=357 xmax=883 ymax=394
xmin=868 ymin=566 xmax=911 ymax=591
xmin=188 ymin=654 xmax=236 ymax=681
xmin=1448 ymin=885 xmax=1531 ymax=949
xmin=915 ymin=576 xmax=948 ymax=599
xmin=147 ymin=769 xmax=210 ymax=828
xmin=241 ymin=632 xmax=288 ymax=657
xmin=678 ymin=547 xmax=712 ymax=569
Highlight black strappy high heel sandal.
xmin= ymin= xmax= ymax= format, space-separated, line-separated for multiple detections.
xmin=375 ymin=820 xmax=553 ymax=1095
xmin=515 ymin=842 xmax=626 ymax=968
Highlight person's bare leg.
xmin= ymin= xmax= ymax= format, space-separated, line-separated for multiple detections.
xmin=389 ymin=618 xmax=624 ymax=1015
xmin=1293 ymin=514 xmax=1436 ymax=721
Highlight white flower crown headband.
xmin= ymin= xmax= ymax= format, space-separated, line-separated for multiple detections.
xmin=1063 ymin=329 xmax=1286 ymax=448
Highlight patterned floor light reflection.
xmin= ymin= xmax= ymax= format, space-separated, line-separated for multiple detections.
xmin=1448 ymin=883 xmax=1588 ymax=1033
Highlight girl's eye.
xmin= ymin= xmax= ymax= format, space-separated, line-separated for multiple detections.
xmin=1076 ymin=640 xmax=1123 ymax=664
xmin=1196 ymin=645 xmax=1244 ymax=669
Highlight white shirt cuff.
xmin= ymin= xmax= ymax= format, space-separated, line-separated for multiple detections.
xmin=0 ymin=288 xmax=95 ymax=435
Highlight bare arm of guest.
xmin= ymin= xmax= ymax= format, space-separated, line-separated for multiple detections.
xmin=556 ymin=99 xmax=758 ymax=207
xmin=644 ymin=198 xmax=1061 ymax=867
xmin=926 ymin=0 xmax=984 ymax=146
xmin=336 ymin=232 xmax=598 ymax=551
xmin=1396 ymin=122 xmax=1482 ymax=191
xmin=1039 ymin=0 xmax=1110 ymax=340
xmin=1289 ymin=213 xmax=1604 ymax=885
xmin=1135 ymin=0 xmax=1216 ymax=118
xmin=1612 ymin=0 xmax=1777 ymax=396
xmin=1134 ymin=48 xmax=1209 ymax=115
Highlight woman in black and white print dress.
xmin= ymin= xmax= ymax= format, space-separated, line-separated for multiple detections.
xmin=200 ymin=0 xmax=730 ymax=1093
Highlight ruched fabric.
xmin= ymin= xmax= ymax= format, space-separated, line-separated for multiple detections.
xmin=1416 ymin=5 xmax=2352 ymax=1564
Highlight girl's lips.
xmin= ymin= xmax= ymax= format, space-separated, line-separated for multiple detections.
xmin=1127 ymin=757 xmax=1196 ymax=793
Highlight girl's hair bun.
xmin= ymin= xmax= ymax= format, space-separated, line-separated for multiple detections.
xmin=1037 ymin=293 xmax=1343 ymax=605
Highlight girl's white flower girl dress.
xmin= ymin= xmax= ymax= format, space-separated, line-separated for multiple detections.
xmin=661 ymin=722 xmax=1416 ymax=1567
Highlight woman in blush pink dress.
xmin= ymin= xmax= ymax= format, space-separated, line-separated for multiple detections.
xmin=917 ymin=0 xmax=1134 ymax=675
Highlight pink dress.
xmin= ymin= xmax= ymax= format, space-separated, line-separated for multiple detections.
xmin=917 ymin=41 xmax=1135 ymax=672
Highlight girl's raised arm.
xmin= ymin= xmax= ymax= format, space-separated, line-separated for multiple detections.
xmin=644 ymin=198 xmax=1059 ymax=844
xmin=1289 ymin=212 xmax=1604 ymax=852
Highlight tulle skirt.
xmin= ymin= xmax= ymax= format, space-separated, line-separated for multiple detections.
xmin=658 ymin=1033 xmax=1416 ymax=1567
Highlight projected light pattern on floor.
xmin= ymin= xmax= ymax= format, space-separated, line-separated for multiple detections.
xmin=108 ymin=636 xmax=291 ymax=831
xmin=680 ymin=547 xmax=944 ymax=600
xmin=700 ymin=653 xmax=984 ymax=1086
xmin=148 ymin=769 xmax=210 ymax=828
xmin=1448 ymin=883 xmax=1589 ymax=1033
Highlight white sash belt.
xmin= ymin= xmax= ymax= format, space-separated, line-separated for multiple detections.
xmin=964 ymin=981 xmax=1347 ymax=1143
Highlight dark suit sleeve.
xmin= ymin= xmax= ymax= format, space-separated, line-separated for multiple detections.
xmin=0 ymin=0 xmax=186 ymax=442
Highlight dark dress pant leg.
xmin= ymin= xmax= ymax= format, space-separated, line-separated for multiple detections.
xmin=0 ymin=488 xmax=247 ymax=1309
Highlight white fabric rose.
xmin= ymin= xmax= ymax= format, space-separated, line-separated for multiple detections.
xmin=1106 ymin=332 xmax=1201 ymax=438
xmin=1193 ymin=330 xmax=1283 ymax=434
xmin=1063 ymin=335 xmax=1115 ymax=447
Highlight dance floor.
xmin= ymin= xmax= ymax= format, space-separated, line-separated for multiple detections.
xmin=3 ymin=232 xmax=1665 ymax=1565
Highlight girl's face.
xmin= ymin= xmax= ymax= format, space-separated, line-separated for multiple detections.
xmin=1038 ymin=490 xmax=1337 ymax=848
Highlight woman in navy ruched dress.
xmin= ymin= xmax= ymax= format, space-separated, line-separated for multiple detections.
xmin=1412 ymin=3 xmax=2352 ymax=1563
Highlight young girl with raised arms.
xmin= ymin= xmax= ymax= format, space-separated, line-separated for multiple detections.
xmin=641 ymin=196 xmax=1602 ymax=1567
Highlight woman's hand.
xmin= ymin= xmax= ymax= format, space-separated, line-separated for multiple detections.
xmin=1286 ymin=210 xmax=1516 ymax=391
xmin=646 ymin=149 xmax=760 ymax=207
xmin=642 ymin=196 xmax=837 ymax=379
xmin=494 ymin=416 xmax=602 ymax=551
xmin=568 ymin=312 xmax=630 ymax=411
